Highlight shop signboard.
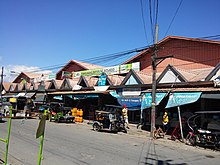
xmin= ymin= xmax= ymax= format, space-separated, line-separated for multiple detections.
xmin=62 ymin=71 xmax=72 ymax=79
xmin=117 ymin=97 xmax=142 ymax=110
xmin=165 ymin=92 xmax=202 ymax=108
xmin=141 ymin=93 xmax=166 ymax=109
xmin=74 ymin=68 xmax=103 ymax=78
xmin=48 ymin=74 xmax=56 ymax=80
xmin=9 ymin=97 xmax=17 ymax=103
xmin=103 ymin=65 xmax=120 ymax=75
xmin=120 ymin=63 xmax=132 ymax=74
xmin=73 ymin=62 xmax=140 ymax=78
xmin=98 ymin=73 xmax=107 ymax=86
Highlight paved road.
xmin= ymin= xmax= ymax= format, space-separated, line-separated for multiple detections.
xmin=1 ymin=118 xmax=220 ymax=165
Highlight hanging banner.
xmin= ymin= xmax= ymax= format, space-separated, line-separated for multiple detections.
xmin=103 ymin=65 xmax=120 ymax=75
xmin=141 ymin=93 xmax=167 ymax=110
xmin=165 ymin=92 xmax=202 ymax=108
xmin=62 ymin=71 xmax=72 ymax=79
xmin=110 ymin=91 xmax=141 ymax=110
xmin=98 ymin=73 xmax=107 ymax=86
xmin=109 ymin=91 xmax=121 ymax=98
xmin=73 ymin=62 xmax=140 ymax=78
xmin=117 ymin=97 xmax=142 ymax=110
xmin=74 ymin=68 xmax=103 ymax=78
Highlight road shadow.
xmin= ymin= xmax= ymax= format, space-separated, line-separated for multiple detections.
xmin=144 ymin=156 xmax=188 ymax=165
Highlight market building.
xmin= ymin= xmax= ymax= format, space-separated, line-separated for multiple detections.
xmin=1 ymin=36 xmax=220 ymax=128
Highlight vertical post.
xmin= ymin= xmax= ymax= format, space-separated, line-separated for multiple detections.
xmin=177 ymin=106 xmax=184 ymax=141
xmin=0 ymin=67 xmax=4 ymax=104
xmin=36 ymin=115 xmax=46 ymax=165
xmin=38 ymin=134 xmax=44 ymax=165
xmin=4 ymin=106 xmax=12 ymax=165
xmin=151 ymin=24 xmax=159 ymax=137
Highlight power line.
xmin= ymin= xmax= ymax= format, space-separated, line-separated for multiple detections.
xmin=164 ymin=0 xmax=184 ymax=37
xmin=198 ymin=34 xmax=220 ymax=40
xmin=148 ymin=0 xmax=159 ymax=43
xmin=149 ymin=0 xmax=155 ymax=42
xmin=140 ymin=0 xmax=149 ymax=44
xmin=13 ymin=45 xmax=151 ymax=73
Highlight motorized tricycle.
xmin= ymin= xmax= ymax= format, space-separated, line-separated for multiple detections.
xmin=185 ymin=111 xmax=220 ymax=150
xmin=48 ymin=102 xmax=75 ymax=123
xmin=92 ymin=105 xmax=127 ymax=133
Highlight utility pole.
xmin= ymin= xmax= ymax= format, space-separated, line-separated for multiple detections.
xmin=150 ymin=24 xmax=159 ymax=137
xmin=0 ymin=66 xmax=4 ymax=104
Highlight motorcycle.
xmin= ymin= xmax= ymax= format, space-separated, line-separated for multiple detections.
xmin=185 ymin=111 xmax=220 ymax=150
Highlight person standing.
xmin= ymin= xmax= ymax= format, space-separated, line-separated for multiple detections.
xmin=162 ymin=110 xmax=169 ymax=134
xmin=122 ymin=104 xmax=129 ymax=129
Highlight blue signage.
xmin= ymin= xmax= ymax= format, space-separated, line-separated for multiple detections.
xmin=165 ymin=92 xmax=202 ymax=108
xmin=141 ymin=93 xmax=167 ymax=110
xmin=117 ymin=97 xmax=142 ymax=110
xmin=98 ymin=73 xmax=107 ymax=86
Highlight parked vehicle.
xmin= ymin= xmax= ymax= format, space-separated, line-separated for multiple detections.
xmin=92 ymin=105 xmax=127 ymax=133
xmin=49 ymin=102 xmax=75 ymax=123
xmin=38 ymin=105 xmax=50 ymax=120
xmin=185 ymin=111 xmax=220 ymax=150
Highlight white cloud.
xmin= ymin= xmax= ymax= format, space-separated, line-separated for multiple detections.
xmin=1 ymin=65 xmax=53 ymax=82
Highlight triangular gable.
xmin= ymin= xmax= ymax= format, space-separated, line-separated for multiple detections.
xmin=2 ymin=82 xmax=11 ymax=91
xmin=56 ymin=60 xmax=104 ymax=80
xmin=78 ymin=76 xmax=89 ymax=87
xmin=205 ymin=62 xmax=220 ymax=81
xmin=9 ymin=84 xmax=15 ymax=92
xmin=120 ymin=69 xmax=144 ymax=85
xmin=105 ymin=76 xmax=113 ymax=86
xmin=14 ymin=83 xmax=24 ymax=92
xmin=60 ymin=78 xmax=72 ymax=89
xmin=29 ymin=82 xmax=35 ymax=90
xmin=107 ymin=75 xmax=124 ymax=86
xmin=22 ymin=83 xmax=27 ymax=91
xmin=157 ymin=65 xmax=187 ymax=83
xmin=48 ymin=80 xmax=57 ymax=90
xmin=38 ymin=81 xmax=46 ymax=91
xmin=44 ymin=81 xmax=51 ymax=90
xmin=47 ymin=80 xmax=63 ymax=90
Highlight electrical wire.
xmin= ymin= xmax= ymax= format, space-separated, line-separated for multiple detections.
xmin=13 ymin=45 xmax=151 ymax=73
xmin=7 ymin=33 xmax=219 ymax=74
xmin=149 ymin=0 xmax=155 ymax=42
xmin=164 ymin=0 xmax=184 ymax=37
xmin=198 ymin=34 xmax=220 ymax=40
xmin=148 ymin=0 xmax=159 ymax=44
xmin=140 ymin=0 xmax=149 ymax=44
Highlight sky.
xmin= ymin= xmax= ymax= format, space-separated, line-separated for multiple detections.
xmin=0 ymin=0 xmax=220 ymax=81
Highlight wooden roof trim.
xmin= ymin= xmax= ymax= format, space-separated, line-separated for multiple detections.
xmin=157 ymin=64 xmax=188 ymax=83
xmin=120 ymin=69 xmax=144 ymax=85
xmin=205 ymin=62 xmax=220 ymax=81
xmin=78 ymin=76 xmax=89 ymax=87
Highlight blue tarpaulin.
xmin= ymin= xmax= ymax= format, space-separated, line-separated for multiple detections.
xmin=74 ymin=94 xmax=99 ymax=99
xmin=165 ymin=92 xmax=202 ymax=108
xmin=141 ymin=93 xmax=167 ymax=110
xmin=117 ymin=97 xmax=142 ymax=110
xmin=110 ymin=91 xmax=141 ymax=110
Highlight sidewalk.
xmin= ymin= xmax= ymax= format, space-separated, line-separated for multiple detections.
xmin=83 ymin=120 xmax=220 ymax=154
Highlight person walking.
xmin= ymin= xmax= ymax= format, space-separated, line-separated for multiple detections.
xmin=122 ymin=104 xmax=129 ymax=129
